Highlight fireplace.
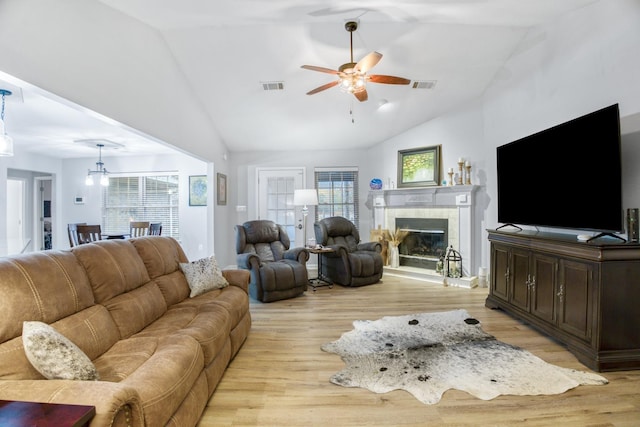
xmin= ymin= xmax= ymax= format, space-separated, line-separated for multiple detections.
xmin=366 ymin=185 xmax=478 ymax=278
xmin=395 ymin=218 xmax=448 ymax=269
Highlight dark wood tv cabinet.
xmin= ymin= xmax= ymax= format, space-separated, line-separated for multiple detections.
xmin=485 ymin=229 xmax=640 ymax=372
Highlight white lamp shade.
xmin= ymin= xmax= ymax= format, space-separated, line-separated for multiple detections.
xmin=0 ymin=134 xmax=13 ymax=157
xmin=293 ymin=189 xmax=318 ymax=206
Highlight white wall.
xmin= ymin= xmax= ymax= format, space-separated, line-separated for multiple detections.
xmin=0 ymin=149 xmax=209 ymax=260
xmin=60 ymin=153 xmax=208 ymax=260
xmin=0 ymin=0 xmax=233 ymax=260
xmin=367 ymin=0 xmax=640 ymax=273
xmin=482 ymin=0 xmax=640 ymax=255
xmin=229 ymin=149 xmax=370 ymax=261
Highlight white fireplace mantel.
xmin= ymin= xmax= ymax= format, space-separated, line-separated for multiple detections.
xmin=366 ymin=185 xmax=479 ymax=277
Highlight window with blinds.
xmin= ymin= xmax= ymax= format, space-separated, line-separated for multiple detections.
xmin=314 ymin=167 xmax=359 ymax=227
xmin=102 ymin=174 xmax=179 ymax=238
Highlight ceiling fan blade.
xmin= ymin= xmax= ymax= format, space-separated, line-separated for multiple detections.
xmin=354 ymin=90 xmax=368 ymax=102
xmin=369 ymin=75 xmax=411 ymax=85
xmin=301 ymin=65 xmax=339 ymax=74
xmin=355 ymin=51 xmax=382 ymax=73
xmin=306 ymin=80 xmax=339 ymax=95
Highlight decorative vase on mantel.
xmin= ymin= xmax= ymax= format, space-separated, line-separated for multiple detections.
xmin=389 ymin=243 xmax=400 ymax=268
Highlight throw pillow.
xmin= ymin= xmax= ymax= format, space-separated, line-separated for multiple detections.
xmin=180 ymin=255 xmax=229 ymax=298
xmin=22 ymin=321 xmax=99 ymax=381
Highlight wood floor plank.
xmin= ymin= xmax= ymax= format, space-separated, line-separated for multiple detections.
xmin=199 ymin=275 xmax=640 ymax=426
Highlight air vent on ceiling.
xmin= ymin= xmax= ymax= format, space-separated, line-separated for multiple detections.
xmin=261 ymin=81 xmax=284 ymax=91
xmin=412 ymin=80 xmax=437 ymax=90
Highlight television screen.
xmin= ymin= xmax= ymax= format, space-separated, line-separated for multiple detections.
xmin=497 ymin=104 xmax=623 ymax=234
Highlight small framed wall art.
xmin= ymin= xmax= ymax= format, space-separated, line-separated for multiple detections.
xmin=189 ymin=175 xmax=207 ymax=206
xmin=397 ymin=145 xmax=442 ymax=188
xmin=217 ymin=173 xmax=227 ymax=206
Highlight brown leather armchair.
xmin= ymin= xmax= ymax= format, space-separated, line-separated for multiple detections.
xmin=235 ymin=220 xmax=310 ymax=302
xmin=313 ymin=216 xmax=383 ymax=287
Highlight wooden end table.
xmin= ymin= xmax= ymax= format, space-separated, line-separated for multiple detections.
xmin=307 ymin=247 xmax=335 ymax=291
xmin=0 ymin=400 xmax=95 ymax=427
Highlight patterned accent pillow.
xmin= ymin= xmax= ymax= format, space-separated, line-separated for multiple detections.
xmin=180 ymin=255 xmax=229 ymax=298
xmin=22 ymin=321 xmax=99 ymax=381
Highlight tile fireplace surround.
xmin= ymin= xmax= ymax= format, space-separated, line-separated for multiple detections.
xmin=366 ymin=185 xmax=479 ymax=285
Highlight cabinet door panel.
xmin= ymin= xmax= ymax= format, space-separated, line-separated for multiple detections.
xmin=558 ymin=259 xmax=593 ymax=342
xmin=509 ymin=249 xmax=530 ymax=311
xmin=491 ymin=244 xmax=509 ymax=301
xmin=531 ymin=254 xmax=556 ymax=323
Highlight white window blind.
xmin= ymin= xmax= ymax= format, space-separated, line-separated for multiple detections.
xmin=314 ymin=167 xmax=359 ymax=227
xmin=102 ymin=174 xmax=180 ymax=238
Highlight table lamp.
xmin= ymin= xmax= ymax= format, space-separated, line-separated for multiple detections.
xmin=293 ymin=189 xmax=318 ymax=247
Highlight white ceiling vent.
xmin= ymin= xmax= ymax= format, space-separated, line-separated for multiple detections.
xmin=262 ymin=81 xmax=284 ymax=91
xmin=412 ymin=80 xmax=437 ymax=89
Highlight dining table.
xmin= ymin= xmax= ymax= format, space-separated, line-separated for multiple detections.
xmin=101 ymin=233 xmax=131 ymax=240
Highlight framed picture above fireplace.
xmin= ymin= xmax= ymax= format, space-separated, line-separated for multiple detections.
xmin=397 ymin=145 xmax=442 ymax=188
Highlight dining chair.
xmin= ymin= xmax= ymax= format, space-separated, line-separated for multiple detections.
xmin=149 ymin=222 xmax=163 ymax=236
xmin=130 ymin=221 xmax=150 ymax=237
xmin=67 ymin=223 xmax=87 ymax=247
xmin=76 ymin=224 xmax=102 ymax=244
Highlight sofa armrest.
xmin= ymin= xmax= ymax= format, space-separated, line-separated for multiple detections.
xmin=323 ymin=244 xmax=349 ymax=258
xmin=0 ymin=380 xmax=144 ymax=427
xmin=222 ymin=268 xmax=250 ymax=294
xmin=357 ymin=241 xmax=382 ymax=253
xmin=236 ymin=253 xmax=260 ymax=270
xmin=284 ymin=247 xmax=309 ymax=264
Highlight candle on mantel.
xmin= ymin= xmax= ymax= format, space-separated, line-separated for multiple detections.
xmin=465 ymin=160 xmax=470 ymax=167
xmin=448 ymin=167 xmax=454 ymax=173
xmin=458 ymin=157 xmax=464 ymax=163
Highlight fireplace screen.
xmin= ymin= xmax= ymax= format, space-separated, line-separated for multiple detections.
xmin=395 ymin=218 xmax=448 ymax=269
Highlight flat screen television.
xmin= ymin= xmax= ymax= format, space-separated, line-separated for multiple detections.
xmin=496 ymin=104 xmax=623 ymax=235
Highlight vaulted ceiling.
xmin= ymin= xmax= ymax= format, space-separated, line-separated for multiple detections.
xmin=1 ymin=0 xmax=601 ymax=158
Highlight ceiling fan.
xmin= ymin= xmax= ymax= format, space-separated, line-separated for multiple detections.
xmin=301 ymin=20 xmax=411 ymax=102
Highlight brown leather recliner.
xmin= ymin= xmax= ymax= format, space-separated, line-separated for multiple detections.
xmin=313 ymin=216 xmax=383 ymax=287
xmin=235 ymin=220 xmax=310 ymax=302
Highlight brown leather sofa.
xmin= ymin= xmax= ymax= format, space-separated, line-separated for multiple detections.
xmin=314 ymin=216 xmax=383 ymax=287
xmin=0 ymin=236 xmax=251 ymax=427
xmin=235 ymin=220 xmax=309 ymax=302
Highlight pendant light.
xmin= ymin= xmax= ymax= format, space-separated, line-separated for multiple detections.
xmin=85 ymin=143 xmax=110 ymax=186
xmin=0 ymin=89 xmax=14 ymax=157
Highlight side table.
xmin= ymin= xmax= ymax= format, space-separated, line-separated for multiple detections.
xmin=0 ymin=400 xmax=95 ymax=427
xmin=307 ymin=247 xmax=335 ymax=291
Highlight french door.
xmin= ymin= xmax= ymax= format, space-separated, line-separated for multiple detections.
xmin=256 ymin=168 xmax=305 ymax=247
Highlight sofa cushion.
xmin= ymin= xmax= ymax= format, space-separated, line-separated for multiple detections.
xmin=116 ymin=335 xmax=204 ymax=427
xmin=0 ymin=251 xmax=94 ymax=343
xmin=22 ymin=321 xmax=99 ymax=381
xmin=0 ymin=306 xmax=119 ymax=380
xmin=132 ymin=301 xmax=231 ymax=366
xmin=180 ymin=256 xmax=229 ymax=297
xmin=94 ymin=334 xmax=205 ymax=427
xmin=129 ymin=237 xmax=191 ymax=306
xmin=72 ymin=240 xmax=151 ymax=303
xmin=129 ymin=236 xmax=188 ymax=280
xmin=103 ymin=282 xmax=168 ymax=339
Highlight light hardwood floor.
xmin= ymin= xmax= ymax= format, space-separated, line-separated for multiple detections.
xmin=198 ymin=273 xmax=640 ymax=427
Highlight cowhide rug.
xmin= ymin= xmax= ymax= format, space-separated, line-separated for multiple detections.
xmin=321 ymin=309 xmax=608 ymax=404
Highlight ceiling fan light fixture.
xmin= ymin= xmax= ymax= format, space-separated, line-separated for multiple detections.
xmin=301 ymin=20 xmax=409 ymax=102
xmin=339 ymin=73 xmax=366 ymax=94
